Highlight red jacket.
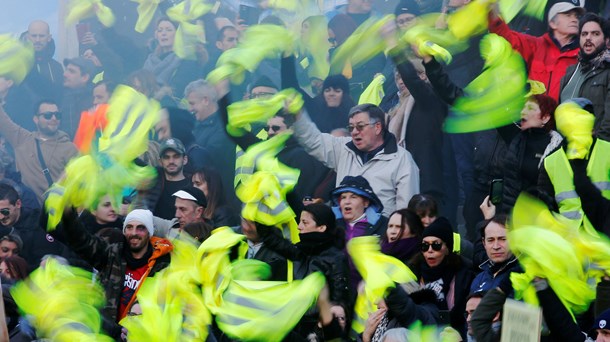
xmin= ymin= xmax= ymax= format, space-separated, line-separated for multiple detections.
xmin=489 ymin=16 xmax=579 ymax=100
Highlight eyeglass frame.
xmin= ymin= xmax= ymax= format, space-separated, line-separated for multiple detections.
xmin=37 ymin=111 xmax=62 ymax=120
xmin=346 ymin=120 xmax=378 ymax=133
xmin=420 ymin=241 xmax=444 ymax=252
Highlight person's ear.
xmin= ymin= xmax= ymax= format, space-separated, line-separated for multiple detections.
xmin=15 ymin=199 xmax=21 ymax=209
xmin=33 ymin=115 xmax=39 ymax=125
xmin=183 ymin=155 xmax=188 ymax=165
xmin=317 ymin=224 xmax=327 ymax=232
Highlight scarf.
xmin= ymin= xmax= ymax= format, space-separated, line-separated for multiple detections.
xmin=143 ymin=51 xmax=181 ymax=85
xmin=380 ymin=237 xmax=420 ymax=264
xmin=371 ymin=313 xmax=389 ymax=342
xmin=420 ymin=259 xmax=456 ymax=310
xmin=296 ymin=232 xmax=334 ymax=255
xmin=387 ymin=94 xmax=415 ymax=148
xmin=124 ymin=242 xmax=153 ymax=269
xmin=579 ymin=48 xmax=610 ymax=73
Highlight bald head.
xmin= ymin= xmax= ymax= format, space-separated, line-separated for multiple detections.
xmin=27 ymin=20 xmax=51 ymax=52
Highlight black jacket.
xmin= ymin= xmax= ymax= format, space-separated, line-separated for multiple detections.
xmin=570 ymin=158 xmax=610 ymax=235
xmin=423 ymin=57 xmax=507 ymax=192
xmin=389 ymin=51 xmax=447 ymax=203
xmin=0 ymin=208 xmax=73 ymax=272
xmin=23 ymin=39 xmax=64 ymax=103
xmin=260 ymin=229 xmax=350 ymax=308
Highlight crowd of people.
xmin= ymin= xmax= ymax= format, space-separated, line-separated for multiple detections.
xmin=1 ymin=0 xmax=610 ymax=341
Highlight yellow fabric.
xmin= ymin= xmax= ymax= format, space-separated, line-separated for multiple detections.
xmin=215 ymin=273 xmax=325 ymax=341
xmin=347 ymin=236 xmax=417 ymax=334
xmin=358 ymin=74 xmax=386 ymax=105
xmin=66 ymin=0 xmax=115 ymax=27
xmin=499 ymin=0 xmax=547 ymax=23
xmin=0 ymin=34 xmax=34 ymax=84
xmin=525 ymin=80 xmax=546 ymax=97
xmin=445 ymin=33 xmax=527 ymax=133
xmin=510 ymin=194 xmax=598 ymax=317
xmin=299 ymin=15 xmax=330 ymax=81
xmin=208 ymin=24 xmax=296 ymax=85
xmin=45 ymin=85 xmax=160 ymax=230
xmin=166 ymin=0 xmax=211 ymax=60
xmin=554 ymin=101 xmax=595 ymax=160
xmin=120 ymin=236 xmax=210 ymax=341
xmin=330 ymin=15 xmax=394 ymax=75
xmin=11 ymin=257 xmax=112 ymax=341
xmin=197 ymin=227 xmax=246 ymax=314
xmin=227 ymin=89 xmax=303 ymax=130
xmin=133 ymin=0 xmax=162 ymax=33
xmin=587 ymin=139 xmax=610 ymax=200
xmin=447 ymin=0 xmax=494 ymax=40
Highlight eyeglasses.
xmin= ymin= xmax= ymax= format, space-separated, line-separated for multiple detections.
xmin=249 ymin=92 xmax=276 ymax=99
xmin=38 ymin=111 xmax=62 ymax=120
xmin=420 ymin=241 xmax=443 ymax=252
xmin=266 ymin=125 xmax=282 ymax=132
xmin=346 ymin=121 xmax=376 ymax=132
xmin=0 ymin=208 xmax=10 ymax=217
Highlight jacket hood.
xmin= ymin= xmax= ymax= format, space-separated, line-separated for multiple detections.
xmin=150 ymin=236 xmax=173 ymax=259
xmin=34 ymin=38 xmax=57 ymax=62
xmin=331 ymin=175 xmax=384 ymax=225
xmin=538 ymin=130 xmax=564 ymax=168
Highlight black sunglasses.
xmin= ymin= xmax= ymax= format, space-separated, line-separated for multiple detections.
xmin=420 ymin=242 xmax=443 ymax=252
xmin=266 ymin=125 xmax=282 ymax=132
xmin=38 ymin=111 xmax=62 ymax=120
xmin=0 ymin=208 xmax=10 ymax=217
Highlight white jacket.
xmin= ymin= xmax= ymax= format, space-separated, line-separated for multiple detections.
xmin=293 ymin=112 xmax=420 ymax=215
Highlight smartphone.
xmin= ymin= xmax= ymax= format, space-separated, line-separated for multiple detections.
xmin=76 ymin=23 xmax=90 ymax=44
xmin=489 ymin=179 xmax=504 ymax=205
xmin=239 ymin=5 xmax=261 ymax=26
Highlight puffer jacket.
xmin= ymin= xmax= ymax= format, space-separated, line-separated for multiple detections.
xmin=293 ymin=112 xmax=420 ymax=216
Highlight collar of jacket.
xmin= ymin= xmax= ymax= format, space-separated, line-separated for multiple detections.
xmin=479 ymin=254 xmax=518 ymax=274
xmin=345 ymin=130 xmax=398 ymax=158
xmin=546 ymin=32 xmax=579 ymax=53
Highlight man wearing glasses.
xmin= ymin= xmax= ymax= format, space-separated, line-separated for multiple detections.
xmin=292 ymin=103 xmax=419 ymax=216
xmin=0 ymin=99 xmax=77 ymax=203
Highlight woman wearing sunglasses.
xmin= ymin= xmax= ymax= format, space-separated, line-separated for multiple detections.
xmin=408 ymin=217 xmax=473 ymax=339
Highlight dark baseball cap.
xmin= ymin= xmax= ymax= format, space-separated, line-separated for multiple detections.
xmin=159 ymin=138 xmax=186 ymax=156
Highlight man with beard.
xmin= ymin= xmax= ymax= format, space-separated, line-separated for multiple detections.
xmin=0 ymin=99 xmax=77 ymax=203
xmin=60 ymin=207 xmax=172 ymax=338
xmin=144 ymin=138 xmax=192 ymax=220
xmin=560 ymin=13 xmax=610 ymax=140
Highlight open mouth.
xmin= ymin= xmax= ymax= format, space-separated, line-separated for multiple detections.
xmin=342 ymin=206 xmax=352 ymax=216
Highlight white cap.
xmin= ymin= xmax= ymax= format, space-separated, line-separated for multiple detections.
xmin=548 ymin=0 xmax=585 ymax=23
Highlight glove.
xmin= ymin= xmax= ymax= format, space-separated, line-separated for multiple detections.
xmin=554 ymin=99 xmax=595 ymax=159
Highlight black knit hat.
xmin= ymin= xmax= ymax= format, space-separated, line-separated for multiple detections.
xmin=322 ymin=74 xmax=350 ymax=94
xmin=422 ymin=217 xmax=453 ymax=252
xmin=395 ymin=0 xmax=422 ymax=17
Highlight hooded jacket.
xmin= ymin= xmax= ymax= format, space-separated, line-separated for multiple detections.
xmin=23 ymin=38 xmax=64 ymax=102
xmin=0 ymin=106 xmax=77 ymax=202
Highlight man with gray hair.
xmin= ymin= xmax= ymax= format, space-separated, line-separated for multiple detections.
xmin=293 ymin=103 xmax=420 ymax=216
xmin=184 ymin=79 xmax=236 ymax=208
xmin=488 ymin=0 xmax=584 ymax=99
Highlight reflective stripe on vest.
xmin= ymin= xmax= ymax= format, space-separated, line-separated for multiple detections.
xmin=544 ymin=148 xmax=585 ymax=230
xmin=587 ymin=139 xmax=610 ymax=199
